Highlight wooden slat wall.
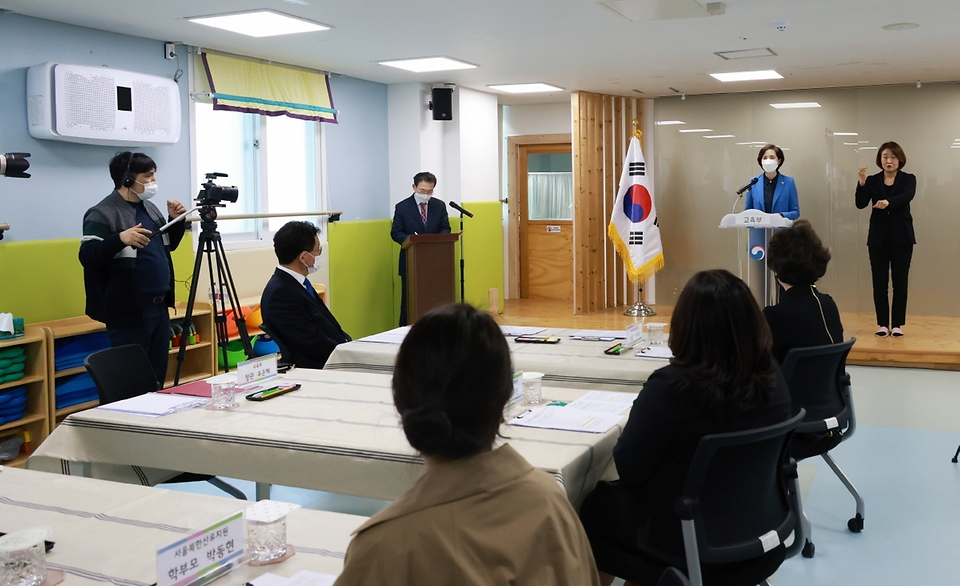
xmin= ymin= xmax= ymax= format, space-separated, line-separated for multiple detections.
xmin=572 ymin=91 xmax=642 ymax=314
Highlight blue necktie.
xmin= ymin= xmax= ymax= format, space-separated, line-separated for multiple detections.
xmin=304 ymin=278 xmax=317 ymax=300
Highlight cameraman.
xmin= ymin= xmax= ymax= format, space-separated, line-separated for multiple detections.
xmin=79 ymin=152 xmax=187 ymax=386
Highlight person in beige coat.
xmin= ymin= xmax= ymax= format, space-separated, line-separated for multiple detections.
xmin=334 ymin=304 xmax=601 ymax=586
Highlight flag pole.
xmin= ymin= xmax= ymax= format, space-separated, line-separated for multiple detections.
xmin=624 ymin=280 xmax=656 ymax=317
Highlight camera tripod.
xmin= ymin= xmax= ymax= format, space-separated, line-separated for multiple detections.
xmin=173 ymin=204 xmax=253 ymax=386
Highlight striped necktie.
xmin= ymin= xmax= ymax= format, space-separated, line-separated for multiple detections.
xmin=419 ymin=202 xmax=427 ymax=224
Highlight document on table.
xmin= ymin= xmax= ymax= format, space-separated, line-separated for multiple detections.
xmin=358 ymin=326 xmax=410 ymax=344
xmin=635 ymin=346 xmax=673 ymax=359
xmin=500 ymin=325 xmax=547 ymax=337
xmin=95 ymin=393 xmax=207 ymax=417
xmin=249 ymin=571 xmax=337 ymax=586
xmin=569 ymin=329 xmax=626 ymax=341
xmin=509 ymin=406 xmax=623 ymax=434
xmin=566 ymin=390 xmax=636 ymax=415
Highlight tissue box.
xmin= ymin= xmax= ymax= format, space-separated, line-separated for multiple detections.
xmin=0 ymin=318 xmax=25 ymax=341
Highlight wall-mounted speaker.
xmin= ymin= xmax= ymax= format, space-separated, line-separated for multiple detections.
xmin=430 ymin=87 xmax=453 ymax=121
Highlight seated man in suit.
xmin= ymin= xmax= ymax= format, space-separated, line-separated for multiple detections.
xmin=260 ymin=221 xmax=351 ymax=369
xmin=391 ymin=171 xmax=451 ymax=326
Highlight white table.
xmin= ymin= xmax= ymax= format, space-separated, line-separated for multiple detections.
xmin=28 ymin=369 xmax=624 ymax=506
xmin=327 ymin=327 xmax=666 ymax=392
xmin=0 ymin=466 xmax=365 ymax=586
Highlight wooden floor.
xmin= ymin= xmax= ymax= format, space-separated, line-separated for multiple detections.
xmin=498 ymin=299 xmax=960 ymax=370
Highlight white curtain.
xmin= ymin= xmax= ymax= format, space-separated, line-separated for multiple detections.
xmin=528 ymin=172 xmax=573 ymax=220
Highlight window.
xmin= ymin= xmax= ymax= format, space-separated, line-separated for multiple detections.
xmin=194 ymin=102 xmax=324 ymax=244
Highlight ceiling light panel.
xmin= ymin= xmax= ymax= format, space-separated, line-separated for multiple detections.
xmin=188 ymin=10 xmax=329 ymax=37
xmin=656 ymin=120 xmax=686 ymax=125
xmin=379 ymin=57 xmax=477 ymax=73
xmin=710 ymin=70 xmax=783 ymax=82
xmin=770 ymin=102 xmax=822 ymax=109
xmin=714 ymin=48 xmax=777 ymax=60
xmin=678 ymin=128 xmax=713 ymax=133
xmin=487 ymin=83 xmax=563 ymax=94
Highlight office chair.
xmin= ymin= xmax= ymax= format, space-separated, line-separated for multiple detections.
xmin=779 ymin=338 xmax=862 ymax=559
xmin=657 ymin=568 xmax=692 ymax=586
xmin=84 ymin=344 xmax=247 ymax=500
xmin=672 ymin=410 xmax=806 ymax=586
xmin=257 ymin=323 xmax=294 ymax=368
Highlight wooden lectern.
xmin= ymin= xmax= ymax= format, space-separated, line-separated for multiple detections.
xmin=403 ymin=232 xmax=460 ymax=322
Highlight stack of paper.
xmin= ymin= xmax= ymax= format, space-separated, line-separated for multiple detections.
xmin=358 ymin=326 xmax=410 ymax=344
xmin=500 ymin=325 xmax=547 ymax=337
xmin=569 ymin=329 xmax=626 ymax=341
xmin=508 ymin=390 xmax=634 ymax=434
xmin=96 ymin=393 xmax=207 ymax=417
xmin=249 ymin=571 xmax=337 ymax=586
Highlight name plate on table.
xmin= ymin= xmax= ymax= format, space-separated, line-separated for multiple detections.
xmin=157 ymin=512 xmax=245 ymax=586
xmin=625 ymin=323 xmax=642 ymax=349
xmin=237 ymin=354 xmax=278 ymax=388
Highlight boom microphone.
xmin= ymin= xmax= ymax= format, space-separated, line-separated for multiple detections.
xmin=449 ymin=201 xmax=474 ymax=218
xmin=736 ymin=176 xmax=759 ymax=196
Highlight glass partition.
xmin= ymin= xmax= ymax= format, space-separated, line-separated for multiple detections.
xmin=653 ymin=84 xmax=960 ymax=316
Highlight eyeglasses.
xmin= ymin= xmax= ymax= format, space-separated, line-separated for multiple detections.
xmin=308 ymin=245 xmax=322 ymax=256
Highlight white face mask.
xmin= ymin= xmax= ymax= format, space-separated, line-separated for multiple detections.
xmin=414 ymin=193 xmax=431 ymax=205
xmin=137 ymin=180 xmax=158 ymax=200
xmin=761 ymin=159 xmax=779 ymax=173
xmin=303 ymin=252 xmax=319 ymax=275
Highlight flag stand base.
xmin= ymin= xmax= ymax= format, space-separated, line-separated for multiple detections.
xmin=624 ymin=300 xmax=656 ymax=317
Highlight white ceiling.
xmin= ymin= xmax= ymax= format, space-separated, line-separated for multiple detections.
xmin=1 ymin=0 xmax=957 ymax=105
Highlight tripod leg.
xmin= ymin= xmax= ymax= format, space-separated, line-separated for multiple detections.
xmin=174 ymin=231 xmax=209 ymax=386
xmin=211 ymin=234 xmax=254 ymax=359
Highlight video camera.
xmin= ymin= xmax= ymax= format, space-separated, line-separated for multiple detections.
xmin=0 ymin=153 xmax=31 ymax=178
xmin=196 ymin=172 xmax=238 ymax=206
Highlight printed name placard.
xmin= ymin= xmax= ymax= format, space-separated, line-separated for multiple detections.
xmin=625 ymin=323 xmax=643 ymax=349
xmin=237 ymin=354 xmax=278 ymax=388
xmin=157 ymin=512 xmax=245 ymax=586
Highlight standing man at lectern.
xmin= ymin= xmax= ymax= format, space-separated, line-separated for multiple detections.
xmin=391 ymin=172 xmax=451 ymax=326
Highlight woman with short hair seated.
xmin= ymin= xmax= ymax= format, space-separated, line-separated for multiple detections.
xmin=578 ymin=270 xmax=793 ymax=586
xmin=335 ymin=303 xmax=601 ymax=586
xmin=764 ymin=218 xmax=844 ymax=365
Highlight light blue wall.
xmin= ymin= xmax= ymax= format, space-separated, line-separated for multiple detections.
xmin=0 ymin=13 xmax=191 ymax=242
xmin=325 ymin=75 xmax=390 ymax=221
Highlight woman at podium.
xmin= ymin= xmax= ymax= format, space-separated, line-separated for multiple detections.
xmin=746 ymin=144 xmax=800 ymax=220
xmin=856 ymin=141 xmax=916 ymax=337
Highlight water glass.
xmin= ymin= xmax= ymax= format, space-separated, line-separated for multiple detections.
xmin=522 ymin=372 xmax=544 ymax=404
xmin=208 ymin=382 xmax=237 ymax=410
xmin=247 ymin=518 xmax=287 ymax=563
xmin=0 ymin=528 xmax=49 ymax=586
xmin=645 ymin=323 xmax=667 ymax=346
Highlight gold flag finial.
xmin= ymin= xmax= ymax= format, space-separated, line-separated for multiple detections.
xmin=632 ymin=118 xmax=642 ymax=139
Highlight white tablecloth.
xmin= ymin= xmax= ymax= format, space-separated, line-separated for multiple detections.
xmin=327 ymin=327 xmax=666 ymax=392
xmin=29 ymin=369 xmax=624 ymax=506
xmin=0 ymin=466 xmax=365 ymax=586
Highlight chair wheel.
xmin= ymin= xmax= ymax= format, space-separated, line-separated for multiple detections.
xmin=848 ymin=514 xmax=864 ymax=533
xmin=802 ymin=540 xmax=815 ymax=558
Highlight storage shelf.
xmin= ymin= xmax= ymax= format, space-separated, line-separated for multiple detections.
xmin=0 ymin=412 xmax=46 ymax=434
xmin=3 ymin=453 xmax=29 ymax=468
xmin=168 ymin=341 xmax=212 ymax=355
xmin=0 ymin=374 xmax=44 ymax=392
xmin=163 ymin=372 xmax=209 ymax=388
xmin=55 ymin=399 xmax=100 ymax=419
xmin=54 ymin=366 xmax=88 ymax=378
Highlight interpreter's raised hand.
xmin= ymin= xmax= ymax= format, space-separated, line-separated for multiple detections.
xmin=858 ymin=166 xmax=868 ymax=185
xmin=167 ymin=199 xmax=187 ymax=218
xmin=873 ymin=199 xmax=889 ymax=210
xmin=120 ymin=223 xmax=152 ymax=248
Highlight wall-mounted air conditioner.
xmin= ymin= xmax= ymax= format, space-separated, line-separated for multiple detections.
xmin=26 ymin=62 xmax=181 ymax=146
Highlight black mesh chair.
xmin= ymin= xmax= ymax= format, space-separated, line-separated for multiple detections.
xmin=257 ymin=323 xmax=294 ymax=369
xmin=84 ymin=344 xmax=247 ymax=500
xmin=780 ymin=338 xmax=862 ymax=558
xmin=657 ymin=568 xmax=692 ymax=586
xmin=672 ymin=410 xmax=806 ymax=586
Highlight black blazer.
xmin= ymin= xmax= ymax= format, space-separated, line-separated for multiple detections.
xmin=390 ymin=195 xmax=451 ymax=276
xmin=763 ymin=285 xmax=844 ymax=365
xmin=612 ymin=364 xmax=793 ymax=560
xmin=259 ymin=269 xmax=351 ymax=369
xmin=855 ymin=170 xmax=916 ymax=246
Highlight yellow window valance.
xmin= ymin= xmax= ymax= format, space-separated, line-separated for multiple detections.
xmin=196 ymin=51 xmax=337 ymax=123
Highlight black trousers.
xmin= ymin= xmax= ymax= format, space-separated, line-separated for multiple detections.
xmin=868 ymin=242 xmax=913 ymax=328
xmin=107 ymin=298 xmax=171 ymax=386
xmin=399 ymin=272 xmax=408 ymax=327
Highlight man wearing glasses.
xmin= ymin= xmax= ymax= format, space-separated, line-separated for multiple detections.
xmin=260 ymin=221 xmax=350 ymax=369
xmin=390 ymin=172 xmax=452 ymax=326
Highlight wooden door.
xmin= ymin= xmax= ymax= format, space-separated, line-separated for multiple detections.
xmin=519 ymin=144 xmax=573 ymax=300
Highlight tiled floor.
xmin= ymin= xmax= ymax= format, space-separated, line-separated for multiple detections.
xmin=165 ymin=364 xmax=960 ymax=585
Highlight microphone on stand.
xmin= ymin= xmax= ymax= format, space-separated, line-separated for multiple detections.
xmin=449 ymin=201 xmax=474 ymax=218
xmin=731 ymin=176 xmax=759 ymax=214
xmin=736 ymin=176 xmax=759 ymax=196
